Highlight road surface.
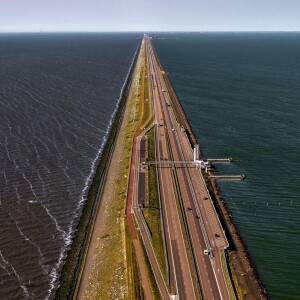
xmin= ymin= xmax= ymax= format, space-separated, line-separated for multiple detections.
xmin=145 ymin=35 xmax=231 ymax=299
xmin=128 ymin=35 xmax=233 ymax=300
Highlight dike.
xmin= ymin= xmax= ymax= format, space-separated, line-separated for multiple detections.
xmin=159 ymin=57 xmax=268 ymax=299
xmin=55 ymin=42 xmax=141 ymax=300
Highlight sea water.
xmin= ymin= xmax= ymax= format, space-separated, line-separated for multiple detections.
xmin=0 ymin=33 xmax=141 ymax=299
xmin=154 ymin=32 xmax=300 ymax=300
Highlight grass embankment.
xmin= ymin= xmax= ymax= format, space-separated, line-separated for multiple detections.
xmin=55 ymin=46 xmax=140 ymax=299
xmin=137 ymin=227 xmax=161 ymax=300
xmin=55 ymin=42 xmax=143 ymax=299
xmin=124 ymin=41 xmax=153 ymax=300
xmin=228 ymin=251 xmax=248 ymax=300
xmin=220 ymin=251 xmax=238 ymax=300
xmin=138 ymin=50 xmax=151 ymax=131
xmin=143 ymin=128 xmax=167 ymax=282
xmin=125 ymin=221 xmax=145 ymax=300
xmin=163 ymin=119 xmax=202 ymax=298
xmin=126 ymin=37 xmax=165 ymax=298
xmin=131 ymin=40 xmax=163 ymax=298
xmin=85 ymin=42 xmax=146 ymax=299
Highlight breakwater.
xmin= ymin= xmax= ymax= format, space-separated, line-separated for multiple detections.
xmin=152 ymin=32 xmax=300 ymax=299
xmin=153 ymin=36 xmax=268 ymax=299
xmin=55 ymin=42 xmax=141 ymax=300
xmin=0 ymin=33 xmax=141 ymax=300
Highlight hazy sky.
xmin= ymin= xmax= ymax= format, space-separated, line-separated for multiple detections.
xmin=0 ymin=0 xmax=299 ymax=32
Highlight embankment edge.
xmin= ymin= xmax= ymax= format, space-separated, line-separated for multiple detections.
xmin=55 ymin=41 xmax=142 ymax=300
xmin=160 ymin=59 xmax=268 ymax=299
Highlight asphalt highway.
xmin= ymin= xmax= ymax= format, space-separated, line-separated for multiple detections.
xmin=128 ymin=36 xmax=232 ymax=299
xmin=145 ymin=35 xmax=231 ymax=300
xmin=147 ymin=37 xmax=196 ymax=299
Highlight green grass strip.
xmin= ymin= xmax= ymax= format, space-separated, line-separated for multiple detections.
xmin=143 ymin=128 xmax=167 ymax=282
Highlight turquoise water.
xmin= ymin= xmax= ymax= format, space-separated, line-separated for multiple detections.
xmin=154 ymin=33 xmax=300 ymax=300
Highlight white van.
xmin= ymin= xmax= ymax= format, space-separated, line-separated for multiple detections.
xmin=204 ymin=249 xmax=209 ymax=255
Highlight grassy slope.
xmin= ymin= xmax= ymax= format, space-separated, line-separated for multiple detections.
xmin=56 ymin=41 xmax=146 ymax=300
xmin=88 ymin=42 xmax=146 ymax=299
xmin=144 ymin=128 xmax=167 ymax=282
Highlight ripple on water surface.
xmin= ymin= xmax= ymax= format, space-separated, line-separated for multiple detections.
xmin=0 ymin=33 xmax=141 ymax=299
xmin=154 ymin=32 xmax=300 ymax=299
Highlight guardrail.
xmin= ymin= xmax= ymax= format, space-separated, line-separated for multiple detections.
xmin=138 ymin=209 xmax=152 ymax=241
xmin=151 ymin=77 xmax=170 ymax=287
xmin=163 ymin=112 xmax=204 ymax=299
xmin=221 ymin=250 xmax=237 ymax=300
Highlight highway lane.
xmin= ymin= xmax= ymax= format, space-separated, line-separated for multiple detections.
xmin=148 ymin=49 xmax=178 ymax=295
xmin=147 ymin=38 xmax=218 ymax=298
xmin=130 ymin=37 xmax=195 ymax=299
xmin=125 ymin=38 xmax=169 ymax=300
xmin=147 ymin=42 xmax=177 ymax=295
xmin=169 ymin=111 xmax=229 ymax=299
xmin=154 ymin=64 xmax=220 ymax=299
xmin=176 ymin=127 xmax=230 ymax=298
xmin=146 ymin=36 xmax=231 ymax=300
xmin=146 ymin=37 xmax=197 ymax=299
xmin=133 ymin=127 xmax=170 ymax=300
xmin=164 ymin=98 xmax=230 ymax=299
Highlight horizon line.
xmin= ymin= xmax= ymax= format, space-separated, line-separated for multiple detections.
xmin=0 ymin=30 xmax=300 ymax=34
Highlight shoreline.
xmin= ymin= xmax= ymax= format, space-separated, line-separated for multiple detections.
xmin=161 ymin=65 xmax=268 ymax=299
xmin=55 ymin=42 xmax=141 ymax=300
xmin=56 ymin=36 xmax=268 ymax=299
xmin=208 ymin=171 xmax=268 ymax=299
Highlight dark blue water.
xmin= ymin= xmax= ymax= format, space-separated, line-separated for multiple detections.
xmin=0 ymin=33 xmax=141 ymax=299
xmin=154 ymin=33 xmax=300 ymax=300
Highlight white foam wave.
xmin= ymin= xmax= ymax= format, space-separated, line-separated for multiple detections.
xmin=0 ymin=251 xmax=11 ymax=276
xmin=38 ymin=137 xmax=52 ymax=156
xmin=27 ymin=173 xmax=70 ymax=242
xmin=22 ymin=172 xmax=38 ymax=199
xmin=28 ymin=200 xmax=38 ymax=204
xmin=22 ymin=170 xmax=70 ymax=273
xmin=37 ymin=170 xmax=46 ymax=192
xmin=0 ymin=250 xmax=30 ymax=298
xmin=43 ymin=206 xmax=68 ymax=242
xmin=11 ymin=214 xmax=48 ymax=275
xmin=10 ymin=263 xmax=30 ymax=299
xmin=2 ymin=170 xmax=8 ymax=186
xmin=4 ymin=137 xmax=11 ymax=161
xmin=44 ymin=44 xmax=140 ymax=300
xmin=15 ymin=184 xmax=22 ymax=204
